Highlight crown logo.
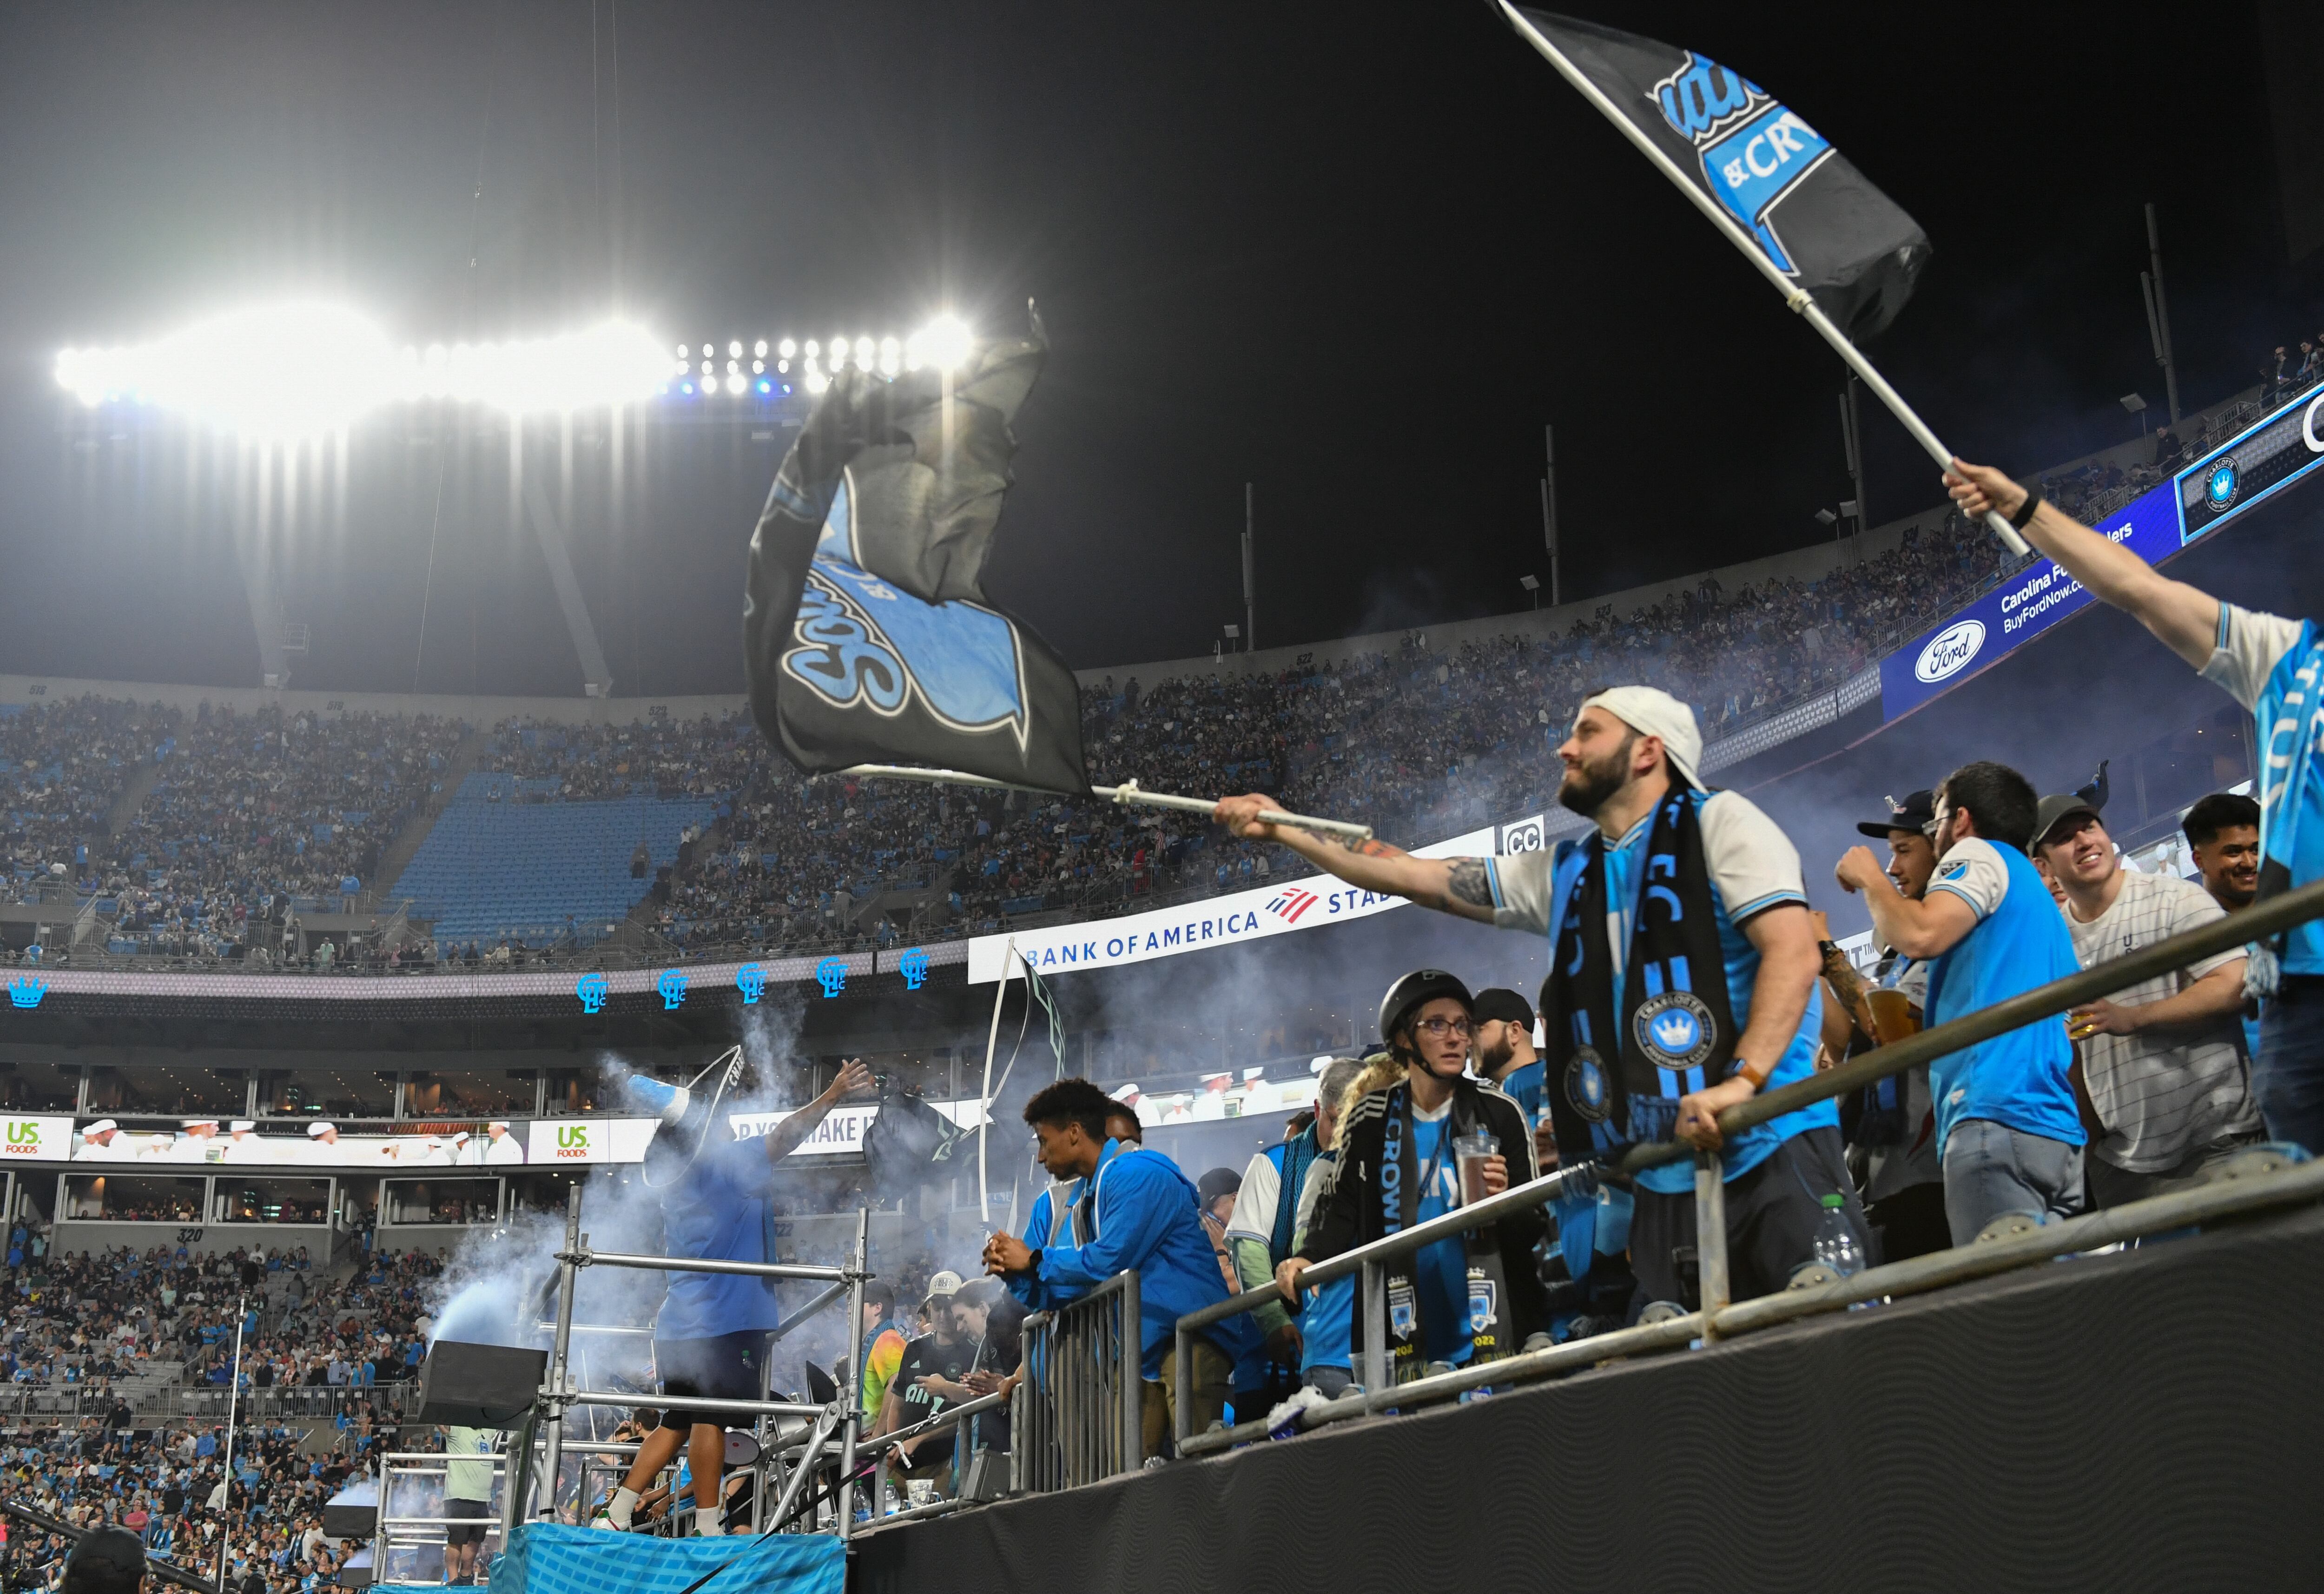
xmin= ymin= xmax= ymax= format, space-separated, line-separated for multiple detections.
xmin=1651 ymin=1011 xmax=1697 ymax=1052
xmin=6 ymin=977 xmax=48 ymax=1011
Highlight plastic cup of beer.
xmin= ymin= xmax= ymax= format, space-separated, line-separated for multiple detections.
xmin=1453 ymin=1132 xmax=1500 ymax=1205
xmin=906 ymin=1478 xmax=934 ymax=1508
xmin=1864 ymin=988 xmax=1919 ymax=1047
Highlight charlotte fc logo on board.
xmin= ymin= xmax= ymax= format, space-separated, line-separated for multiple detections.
xmin=1565 ymin=1046 xmax=1612 ymax=1124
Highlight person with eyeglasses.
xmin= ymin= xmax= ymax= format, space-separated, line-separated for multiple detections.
xmin=1223 ymin=685 xmax=1859 ymax=1315
xmin=1272 ymin=971 xmax=1549 ymax=1383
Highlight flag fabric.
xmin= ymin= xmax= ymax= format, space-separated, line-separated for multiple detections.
xmin=1505 ymin=8 xmax=1931 ymax=342
xmin=743 ymin=318 xmax=1090 ymax=795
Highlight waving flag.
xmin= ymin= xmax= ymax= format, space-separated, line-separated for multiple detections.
xmin=1501 ymin=8 xmax=1930 ymax=342
xmin=743 ymin=317 xmax=1090 ymax=795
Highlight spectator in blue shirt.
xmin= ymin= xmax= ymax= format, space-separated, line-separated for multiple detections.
xmin=1949 ymin=460 xmax=2324 ymax=1157
xmin=596 ymin=1057 xmax=872 ymax=1536
xmin=1837 ymin=759 xmax=2086 ymax=1241
xmin=984 ymin=1077 xmax=1258 ymax=1459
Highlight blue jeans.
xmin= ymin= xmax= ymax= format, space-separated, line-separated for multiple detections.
xmin=1941 ymin=1118 xmax=2084 ymax=1245
xmin=2255 ymin=977 xmax=2324 ymax=1156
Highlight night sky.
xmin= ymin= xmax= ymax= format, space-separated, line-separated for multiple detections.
xmin=0 ymin=1 xmax=2315 ymax=696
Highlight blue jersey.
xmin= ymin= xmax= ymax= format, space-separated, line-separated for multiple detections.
xmin=1406 ymin=1109 xmax=1472 ymax=1367
xmin=1497 ymin=1059 xmax=1545 ymax=1126
xmin=2203 ymin=606 xmax=2324 ymax=974
xmin=1488 ymin=788 xmax=1829 ymax=1196
xmin=1922 ymin=838 xmax=2086 ymax=1153
xmin=654 ymin=1135 xmax=781 ymax=1340
xmin=1030 ymin=1145 xmax=1257 ymax=1377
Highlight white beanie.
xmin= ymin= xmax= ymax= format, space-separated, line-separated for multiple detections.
xmin=1581 ymin=686 xmax=1703 ymax=789
xmin=306 ymin=1122 xmax=337 ymax=1139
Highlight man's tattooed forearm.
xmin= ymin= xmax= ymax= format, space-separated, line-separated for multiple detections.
xmin=1446 ymin=858 xmax=1493 ymax=908
xmin=1345 ymin=837 xmax=1406 ymax=859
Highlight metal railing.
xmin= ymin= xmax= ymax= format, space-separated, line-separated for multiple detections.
xmin=849 ymin=1385 xmax=1013 ymax=1536
xmin=1173 ymin=876 xmax=2324 ymax=1458
xmin=1012 ymin=1269 xmax=1142 ymax=1492
xmin=505 ymin=1185 xmax=873 ymax=1543
xmin=374 ymin=1451 xmax=506 ymax=1586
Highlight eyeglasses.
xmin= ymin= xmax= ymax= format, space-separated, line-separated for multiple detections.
xmin=1414 ymin=1017 xmax=1473 ymax=1038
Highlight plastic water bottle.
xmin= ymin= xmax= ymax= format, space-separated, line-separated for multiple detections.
xmin=1811 ymin=1192 xmax=1868 ymax=1305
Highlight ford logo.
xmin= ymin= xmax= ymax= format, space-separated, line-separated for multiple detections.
xmin=1915 ymin=619 xmax=1986 ymax=684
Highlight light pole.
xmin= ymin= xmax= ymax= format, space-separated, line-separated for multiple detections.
xmin=1519 ymin=573 xmax=1541 ymax=612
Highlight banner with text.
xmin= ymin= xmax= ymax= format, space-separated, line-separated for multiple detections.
xmin=967 ymin=815 xmax=1559 ymax=983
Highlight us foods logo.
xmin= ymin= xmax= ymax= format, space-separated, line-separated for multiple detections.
xmin=554 ymin=1125 xmax=592 ymax=1160
xmin=1915 ymin=619 xmax=1986 ymax=684
xmin=4 ymin=1122 xmax=41 ymax=1156
xmin=1266 ymin=888 xmax=1320 ymax=924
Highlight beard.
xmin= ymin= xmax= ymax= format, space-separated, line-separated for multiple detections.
xmin=1558 ymin=733 xmax=1636 ymax=818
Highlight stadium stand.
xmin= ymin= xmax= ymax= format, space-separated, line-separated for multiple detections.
xmin=0 ymin=375 xmax=2295 ymax=969
xmin=384 ymin=778 xmax=721 ymax=957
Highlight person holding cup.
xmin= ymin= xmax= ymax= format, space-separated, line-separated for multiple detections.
xmin=1271 ymin=970 xmax=1548 ymax=1384
xmin=1823 ymin=790 xmax=1949 ymax=1261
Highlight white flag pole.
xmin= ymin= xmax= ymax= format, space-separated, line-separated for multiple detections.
xmin=835 ymin=764 xmax=1373 ymax=842
xmin=1498 ymin=2 xmax=2032 ymax=558
xmin=977 ymin=935 xmax=1015 ymax=1230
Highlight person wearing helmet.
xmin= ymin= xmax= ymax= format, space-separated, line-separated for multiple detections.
xmin=1221 ymin=684 xmax=1863 ymax=1313
xmin=1272 ymin=971 xmax=1547 ymax=1382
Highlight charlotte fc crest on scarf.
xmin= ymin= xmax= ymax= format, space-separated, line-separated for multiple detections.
xmin=1633 ymin=990 xmax=1718 ymax=1071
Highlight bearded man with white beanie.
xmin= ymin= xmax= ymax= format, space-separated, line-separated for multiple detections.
xmin=1217 ymin=685 xmax=1862 ymax=1311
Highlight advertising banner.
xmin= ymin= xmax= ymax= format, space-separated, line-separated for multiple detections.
xmin=966 ymin=824 xmax=1500 ymax=984
xmin=1 ymin=1116 xmax=78 ymax=1163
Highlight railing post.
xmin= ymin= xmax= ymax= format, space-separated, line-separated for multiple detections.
xmin=833 ymin=1206 xmax=870 ymax=1539
xmin=1694 ymin=1151 xmax=1729 ymax=1339
xmin=535 ymin=1180 xmax=583 ymax=1527
xmin=1360 ymin=1258 xmax=1387 ymax=1394
xmin=1120 ymin=1270 xmax=1142 ymax=1472
xmin=1171 ymin=1317 xmax=1191 ymax=1453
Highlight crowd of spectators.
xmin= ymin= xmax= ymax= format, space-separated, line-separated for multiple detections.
xmin=2265 ymin=331 xmax=2324 ymax=408
xmin=0 ymin=1239 xmax=447 ymax=1594
xmin=1 ymin=375 xmax=2300 ymax=968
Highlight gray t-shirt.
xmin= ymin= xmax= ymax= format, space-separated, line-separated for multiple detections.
xmin=2066 ymin=868 xmax=2258 ymax=1172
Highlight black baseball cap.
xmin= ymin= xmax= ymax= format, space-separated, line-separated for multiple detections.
xmin=1196 ymin=1167 xmax=1242 ymax=1205
xmin=2033 ymin=794 xmax=2105 ymax=850
xmin=1856 ymin=790 xmax=1936 ymax=840
xmin=1471 ymin=988 xmax=1535 ymax=1029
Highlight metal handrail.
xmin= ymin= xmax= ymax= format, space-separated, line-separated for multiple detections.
xmin=1178 ymin=1146 xmax=2324 ymax=1457
xmin=554 ymin=1248 xmax=849 ymax=1283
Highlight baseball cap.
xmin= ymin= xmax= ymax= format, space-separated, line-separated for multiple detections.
xmin=1196 ymin=1167 xmax=1242 ymax=1205
xmin=922 ymin=1270 xmax=964 ymax=1302
xmin=1856 ymin=790 xmax=1936 ymax=839
xmin=1471 ymin=988 xmax=1535 ymax=1029
xmin=2034 ymin=794 xmax=2104 ymax=850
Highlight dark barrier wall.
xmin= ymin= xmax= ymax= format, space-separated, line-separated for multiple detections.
xmin=853 ymin=1205 xmax=2324 ymax=1592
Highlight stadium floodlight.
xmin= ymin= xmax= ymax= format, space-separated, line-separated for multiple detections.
xmin=727 ymin=340 xmax=742 ymax=359
xmin=853 ymin=336 xmax=875 ymax=369
xmin=1814 ymin=507 xmax=1839 ymax=526
xmin=905 ymin=315 xmax=974 ymax=372
xmin=753 ymin=339 xmax=769 ymax=359
xmin=54 ymin=303 xmax=675 ymax=436
xmin=778 ymin=339 xmax=797 ymax=359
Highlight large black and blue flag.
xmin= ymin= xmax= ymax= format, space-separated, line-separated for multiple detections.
xmin=1500 ymin=7 xmax=1930 ymax=343
xmin=743 ymin=318 xmax=1090 ymax=796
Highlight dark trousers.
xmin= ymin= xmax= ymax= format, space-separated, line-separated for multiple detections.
xmin=2255 ymin=977 xmax=2324 ymax=1157
xmin=1628 ymin=1127 xmax=1866 ymax=1311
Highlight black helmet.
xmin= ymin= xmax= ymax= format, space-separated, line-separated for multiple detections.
xmin=1378 ymin=969 xmax=1474 ymax=1047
